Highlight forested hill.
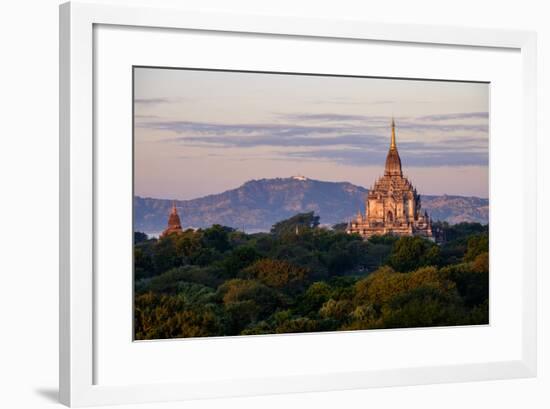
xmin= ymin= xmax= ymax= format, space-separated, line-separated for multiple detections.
xmin=134 ymin=177 xmax=489 ymax=234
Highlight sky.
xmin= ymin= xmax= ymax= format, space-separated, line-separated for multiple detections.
xmin=134 ymin=67 xmax=489 ymax=200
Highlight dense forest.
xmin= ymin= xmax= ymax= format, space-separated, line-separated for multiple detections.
xmin=134 ymin=212 xmax=489 ymax=340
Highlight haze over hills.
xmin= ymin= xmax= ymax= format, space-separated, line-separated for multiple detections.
xmin=134 ymin=176 xmax=489 ymax=235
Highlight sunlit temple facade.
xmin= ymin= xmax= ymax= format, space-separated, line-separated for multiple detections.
xmin=347 ymin=119 xmax=433 ymax=240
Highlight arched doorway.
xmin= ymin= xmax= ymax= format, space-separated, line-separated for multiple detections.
xmin=387 ymin=210 xmax=394 ymax=223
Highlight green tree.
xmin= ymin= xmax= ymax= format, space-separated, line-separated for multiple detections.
xmin=380 ymin=286 xmax=465 ymax=329
xmin=134 ymin=292 xmax=224 ymax=339
xmin=152 ymin=235 xmax=180 ymax=273
xmin=221 ymin=246 xmax=260 ymax=278
xmin=138 ymin=265 xmax=221 ymax=294
xmin=434 ymin=221 xmax=488 ymax=242
xmin=293 ymin=281 xmax=333 ymax=316
xmin=134 ymin=231 xmax=149 ymax=244
xmin=354 ymin=265 xmax=454 ymax=307
xmin=275 ymin=317 xmax=319 ymax=334
xmin=472 ymin=252 xmax=489 ymax=273
xmin=134 ymin=214 xmax=490 ymax=339
xmin=319 ymin=298 xmax=353 ymax=321
xmin=464 ymin=233 xmax=489 ymax=261
xmin=441 ymin=261 xmax=488 ymax=308
xmin=325 ymin=239 xmax=369 ymax=275
xmin=224 ymin=301 xmax=262 ymax=335
xmin=218 ymin=279 xmax=281 ymax=318
xmin=134 ymin=244 xmax=154 ymax=279
xmin=202 ymin=224 xmax=234 ymax=253
xmin=388 ymin=236 xmax=440 ymax=272
xmin=173 ymin=230 xmax=203 ymax=263
xmin=368 ymin=234 xmax=399 ymax=246
xmin=240 ymin=259 xmax=309 ymax=291
xmin=270 ymin=212 xmax=320 ymax=236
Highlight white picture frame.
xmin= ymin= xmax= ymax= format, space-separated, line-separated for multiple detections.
xmin=59 ymin=1 xmax=537 ymax=407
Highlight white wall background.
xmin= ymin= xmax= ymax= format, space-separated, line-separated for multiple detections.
xmin=0 ymin=0 xmax=546 ymax=408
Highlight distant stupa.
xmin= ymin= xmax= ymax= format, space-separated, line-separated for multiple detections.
xmin=160 ymin=201 xmax=183 ymax=238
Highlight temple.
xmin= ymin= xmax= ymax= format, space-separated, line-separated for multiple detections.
xmin=160 ymin=202 xmax=183 ymax=238
xmin=347 ymin=118 xmax=433 ymax=240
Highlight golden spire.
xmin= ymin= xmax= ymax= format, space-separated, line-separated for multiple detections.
xmin=170 ymin=201 xmax=177 ymax=214
xmin=390 ymin=117 xmax=396 ymax=150
xmin=384 ymin=117 xmax=403 ymax=177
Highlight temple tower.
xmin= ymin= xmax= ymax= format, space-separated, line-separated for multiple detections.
xmin=346 ymin=118 xmax=433 ymax=240
xmin=160 ymin=201 xmax=183 ymax=238
xmin=384 ymin=118 xmax=403 ymax=177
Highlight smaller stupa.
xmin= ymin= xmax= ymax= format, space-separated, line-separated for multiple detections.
xmin=160 ymin=201 xmax=183 ymax=238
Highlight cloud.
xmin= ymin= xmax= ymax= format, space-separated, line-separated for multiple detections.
xmin=284 ymin=148 xmax=488 ymax=167
xmin=135 ymin=114 xmax=160 ymax=119
xmin=369 ymin=100 xmax=396 ymax=105
xmin=134 ymin=97 xmax=172 ymax=105
xmin=136 ymin=112 xmax=488 ymax=168
xmin=138 ymin=119 xmax=392 ymax=149
xmin=397 ymin=121 xmax=488 ymax=133
xmin=308 ymin=97 xmax=369 ymax=105
xmin=308 ymin=98 xmax=430 ymax=106
xmin=280 ymin=113 xmax=387 ymax=123
xmin=274 ymin=113 xmax=488 ymax=132
xmin=173 ymin=133 xmax=387 ymax=149
xmin=134 ymin=97 xmax=192 ymax=105
xmin=282 ymin=113 xmax=368 ymax=122
xmin=418 ymin=112 xmax=489 ymax=121
xmin=139 ymin=120 xmax=348 ymax=139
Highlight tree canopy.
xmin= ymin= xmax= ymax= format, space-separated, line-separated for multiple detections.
xmin=134 ymin=214 xmax=489 ymax=339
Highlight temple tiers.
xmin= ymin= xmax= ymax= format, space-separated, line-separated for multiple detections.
xmin=347 ymin=118 xmax=433 ymax=240
xmin=160 ymin=202 xmax=183 ymax=238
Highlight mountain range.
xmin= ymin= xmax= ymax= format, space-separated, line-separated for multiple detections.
xmin=134 ymin=177 xmax=489 ymax=235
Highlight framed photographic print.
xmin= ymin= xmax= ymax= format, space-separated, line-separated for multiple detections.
xmin=132 ymin=67 xmax=490 ymax=340
xmin=60 ymin=1 xmax=537 ymax=407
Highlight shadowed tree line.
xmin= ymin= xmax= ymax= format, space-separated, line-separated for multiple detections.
xmin=134 ymin=212 xmax=488 ymax=339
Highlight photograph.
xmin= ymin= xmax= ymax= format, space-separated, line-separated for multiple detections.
xmin=133 ymin=67 xmax=490 ymax=340
xmin=0 ymin=0 xmax=542 ymax=407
